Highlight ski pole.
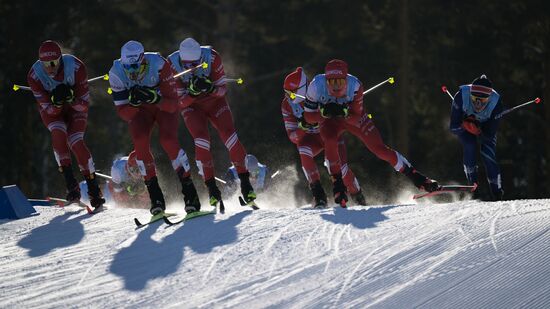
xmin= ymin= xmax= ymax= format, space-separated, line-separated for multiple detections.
xmin=495 ymin=97 xmax=541 ymax=119
xmin=225 ymin=77 xmax=244 ymax=84
xmin=95 ymin=172 xmax=113 ymax=180
xmin=215 ymin=177 xmax=227 ymax=184
xmin=172 ymin=62 xmax=208 ymax=79
xmin=362 ymin=77 xmax=395 ymax=95
xmin=285 ymin=77 xmax=395 ymax=100
xmin=270 ymin=170 xmax=280 ymax=179
xmin=441 ymin=85 xmax=454 ymax=100
xmin=13 ymin=74 xmax=109 ymax=92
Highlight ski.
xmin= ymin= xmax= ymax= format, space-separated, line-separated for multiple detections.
xmin=47 ymin=196 xmax=95 ymax=214
xmin=162 ymin=210 xmax=216 ymax=226
xmin=413 ymin=183 xmax=478 ymax=199
xmin=134 ymin=212 xmax=176 ymax=229
xmin=238 ymin=196 xmax=260 ymax=210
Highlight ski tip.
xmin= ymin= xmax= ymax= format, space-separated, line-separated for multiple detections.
xmin=219 ymin=200 xmax=226 ymax=214
xmin=134 ymin=218 xmax=142 ymax=228
xmin=471 ymin=182 xmax=478 ymax=192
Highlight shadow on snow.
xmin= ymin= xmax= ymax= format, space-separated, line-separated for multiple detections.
xmin=320 ymin=206 xmax=398 ymax=229
xmin=109 ymin=210 xmax=251 ymax=291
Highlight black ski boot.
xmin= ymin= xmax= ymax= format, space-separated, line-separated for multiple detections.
xmin=238 ymin=172 xmax=257 ymax=203
xmin=489 ymin=185 xmax=504 ymax=201
xmin=85 ymin=172 xmax=105 ymax=210
xmin=60 ymin=165 xmax=80 ymax=203
xmin=402 ymin=165 xmax=440 ymax=192
xmin=144 ymin=176 xmax=166 ymax=215
xmin=331 ymin=174 xmax=348 ymax=207
xmin=309 ymin=180 xmax=327 ymax=208
xmin=178 ymin=169 xmax=200 ymax=214
xmin=205 ymin=178 xmax=222 ymax=207
xmin=350 ymin=189 xmax=366 ymax=206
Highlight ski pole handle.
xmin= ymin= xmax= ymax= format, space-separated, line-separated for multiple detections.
xmin=172 ymin=62 xmax=208 ymax=79
xmin=495 ymin=97 xmax=541 ymax=119
xmin=362 ymin=77 xmax=395 ymax=95
xmin=441 ymin=85 xmax=454 ymax=100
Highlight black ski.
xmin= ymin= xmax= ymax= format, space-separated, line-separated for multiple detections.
xmin=413 ymin=183 xmax=478 ymax=199
xmin=238 ymin=196 xmax=259 ymax=210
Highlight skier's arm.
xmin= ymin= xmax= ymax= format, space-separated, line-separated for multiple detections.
xmin=450 ymin=91 xmax=465 ymax=135
xmin=482 ymin=98 xmax=504 ymax=138
xmin=304 ymin=81 xmax=322 ymax=124
xmin=209 ymin=49 xmax=227 ymax=98
xmin=281 ymin=98 xmax=305 ymax=144
xmin=346 ymin=83 xmax=364 ymax=126
xmin=157 ymin=60 xmax=179 ymax=113
xmin=27 ymin=68 xmax=62 ymax=117
xmin=109 ymin=71 xmax=139 ymax=121
xmin=71 ymin=57 xmax=90 ymax=113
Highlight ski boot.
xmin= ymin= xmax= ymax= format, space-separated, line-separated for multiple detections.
xmin=309 ymin=180 xmax=327 ymax=209
xmin=331 ymin=174 xmax=348 ymax=207
xmin=238 ymin=172 xmax=257 ymax=204
xmin=85 ymin=172 xmax=105 ymax=210
xmin=60 ymin=165 xmax=81 ymax=203
xmin=205 ymin=178 xmax=222 ymax=207
xmin=402 ymin=165 xmax=440 ymax=192
xmin=489 ymin=184 xmax=504 ymax=201
xmin=350 ymin=189 xmax=366 ymax=206
xmin=145 ymin=176 xmax=166 ymax=215
xmin=178 ymin=169 xmax=201 ymax=214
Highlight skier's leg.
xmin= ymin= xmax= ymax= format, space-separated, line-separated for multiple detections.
xmin=457 ymin=132 xmax=479 ymax=185
xmin=66 ymin=111 xmax=105 ymax=208
xmin=181 ymin=106 xmax=214 ymax=181
xmin=208 ymin=98 xmax=255 ymax=202
xmin=480 ymin=133 xmax=503 ymax=200
xmin=158 ymin=110 xmax=200 ymax=212
xmin=320 ymin=119 xmax=348 ymax=204
xmin=337 ymin=136 xmax=365 ymax=204
xmin=298 ymin=134 xmax=323 ymax=184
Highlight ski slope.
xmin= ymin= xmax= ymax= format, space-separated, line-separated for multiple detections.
xmin=1 ymin=198 xmax=549 ymax=308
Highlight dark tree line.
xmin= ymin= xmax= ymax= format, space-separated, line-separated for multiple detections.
xmin=1 ymin=0 xmax=548 ymax=203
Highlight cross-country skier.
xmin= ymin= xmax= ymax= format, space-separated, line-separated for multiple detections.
xmin=304 ymin=59 xmax=439 ymax=205
xmin=223 ymin=154 xmax=270 ymax=194
xmin=282 ymin=67 xmax=366 ymax=208
xmin=167 ymin=38 xmax=256 ymax=207
xmin=450 ymin=75 xmax=504 ymax=200
xmin=108 ymin=40 xmax=200 ymax=215
xmin=27 ymin=40 xmax=105 ymax=210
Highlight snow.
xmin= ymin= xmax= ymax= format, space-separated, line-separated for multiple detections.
xmin=1 ymin=198 xmax=549 ymax=308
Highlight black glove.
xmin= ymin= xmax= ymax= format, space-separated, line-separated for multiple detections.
xmin=129 ymin=86 xmax=161 ymax=106
xmin=51 ymin=84 xmax=74 ymax=107
xmin=189 ymin=76 xmax=214 ymax=96
xmin=298 ymin=118 xmax=319 ymax=130
xmin=320 ymin=103 xmax=349 ymax=118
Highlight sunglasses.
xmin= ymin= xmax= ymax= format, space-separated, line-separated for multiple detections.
xmin=471 ymin=95 xmax=489 ymax=104
xmin=41 ymin=57 xmax=61 ymax=68
xmin=123 ymin=63 xmax=142 ymax=74
xmin=327 ymin=78 xmax=346 ymax=88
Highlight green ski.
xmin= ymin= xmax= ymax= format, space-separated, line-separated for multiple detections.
xmin=163 ymin=211 xmax=215 ymax=226
xmin=134 ymin=212 xmax=176 ymax=229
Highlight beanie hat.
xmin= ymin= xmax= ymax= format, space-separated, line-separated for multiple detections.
xmin=471 ymin=74 xmax=493 ymax=98
xmin=121 ymin=40 xmax=144 ymax=65
xmin=325 ymin=59 xmax=348 ymax=79
xmin=179 ymin=38 xmax=201 ymax=61
xmin=39 ymin=40 xmax=62 ymax=61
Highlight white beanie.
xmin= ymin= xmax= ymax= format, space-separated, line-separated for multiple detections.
xmin=179 ymin=38 xmax=201 ymax=61
xmin=121 ymin=40 xmax=144 ymax=65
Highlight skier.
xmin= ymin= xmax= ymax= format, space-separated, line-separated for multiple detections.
xmin=282 ymin=67 xmax=366 ymax=207
xmin=304 ymin=59 xmax=439 ymax=205
xmin=223 ymin=154 xmax=270 ymax=194
xmin=167 ymin=38 xmax=256 ymax=207
xmin=450 ymin=75 xmax=504 ymax=200
xmin=27 ymin=40 xmax=105 ymax=210
xmin=108 ymin=40 xmax=200 ymax=215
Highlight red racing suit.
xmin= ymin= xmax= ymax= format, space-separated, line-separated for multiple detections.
xmin=108 ymin=53 xmax=191 ymax=180
xmin=304 ymin=74 xmax=411 ymax=177
xmin=28 ymin=55 xmax=95 ymax=175
xmin=169 ymin=48 xmax=248 ymax=181
xmin=281 ymin=97 xmax=361 ymax=194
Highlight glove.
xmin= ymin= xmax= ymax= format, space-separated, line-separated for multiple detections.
xmin=189 ymin=76 xmax=214 ymax=96
xmin=320 ymin=103 xmax=349 ymax=118
xmin=461 ymin=116 xmax=481 ymax=135
xmin=298 ymin=118 xmax=319 ymax=130
xmin=129 ymin=86 xmax=161 ymax=106
xmin=51 ymin=84 xmax=75 ymax=107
